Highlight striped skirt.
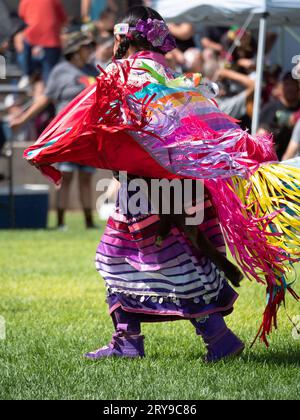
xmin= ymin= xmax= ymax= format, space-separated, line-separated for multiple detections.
xmin=95 ymin=181 xmax=238 ymax=319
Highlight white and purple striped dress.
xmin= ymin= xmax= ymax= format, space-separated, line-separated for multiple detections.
xmin=95 ymin=56 xmax=238 ymax=321
xmin=96 ymin=180 xmax=238 ymax=321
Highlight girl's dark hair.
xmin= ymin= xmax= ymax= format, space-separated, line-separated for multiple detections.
xmin=114 ymin=6 xmax=168 ymax=60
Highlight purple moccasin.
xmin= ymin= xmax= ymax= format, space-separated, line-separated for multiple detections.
xmin=84 ymin=331 xmax=145 ymax=360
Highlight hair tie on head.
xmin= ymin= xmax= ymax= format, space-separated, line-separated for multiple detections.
xmin=135 ymin=18 xmax=176 ymax=52
xmin=114 ymin=19 xmax=176 ymax=53
xmin=114 ymin=23 xmax=136 ymax=36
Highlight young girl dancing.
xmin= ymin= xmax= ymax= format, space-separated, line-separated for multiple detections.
xmin=24 ymin=6 xmax=300 ymax=362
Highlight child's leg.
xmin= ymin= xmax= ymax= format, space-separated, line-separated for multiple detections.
xmin=190 ymin=312 xmax=244 ymax=362
xmin=84 ymin=307 xmax=144 ymax=360
xmin=111 ymin=307 xmax=142 ymax=335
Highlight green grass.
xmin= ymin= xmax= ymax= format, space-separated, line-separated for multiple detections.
xmin=0 ymin=212 xmax=300 ymax=400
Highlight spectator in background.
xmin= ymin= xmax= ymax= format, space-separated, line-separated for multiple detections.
xmin=81 ymin=1 xmax=145 ymax=23
xmin=81 ymin=0 xmax=131 ymax=21
xmin=94 ymin=38 xmax=114 ymax=69
xmin=11 ymin=33 xmax=98 ymax=230
xmin=95 ymin=7 xmax=116 ymax=40
xmin=222 ymin=28 xmax=257 ymax=74
xmin=263 ymin=64 xmax=282 ymax=105
xmin=30 ymin=76 xmax=56 ymax=137
xmin=201 ymin=58 xmax=255 ymax=124
xmin=3 ymin=94 xmax=36 ymax=143
xmin=0 ymin=0 xmax=11 ymax=47
xmin=167 ymin=23 xmax=202 ymax=73
xmin=282 ymin=120 xmax=300 ymax=160
xmin=82 ymin=0 xmax=107 ymax=22
xmin=200 ymin=26 xmax=228 ymax=57
xmin=214 ymin=67 xmax=255 ymax=122
xmin=201 ymin=56 xmax=254 ymax=118
xmin=18 ymin=0 xmax=67 ymax=87
xmin=258 ymin=73 xmax=300 ymax=160
xmin=89 ymin=7 xmax=116 ymax=67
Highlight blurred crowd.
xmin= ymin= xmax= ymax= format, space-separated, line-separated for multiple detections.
xmin=1 ymin=0 xmax=300 ymax=227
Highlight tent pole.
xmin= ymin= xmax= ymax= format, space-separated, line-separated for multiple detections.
xmin=251 ymin=14 xmax=268 ymax=135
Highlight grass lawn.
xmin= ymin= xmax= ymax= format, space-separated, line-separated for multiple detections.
xmin=0 ymin=212 xmax=300 ymax=400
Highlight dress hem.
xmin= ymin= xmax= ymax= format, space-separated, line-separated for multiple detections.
xmin=108 ymin=293 xmax=238 ymax=320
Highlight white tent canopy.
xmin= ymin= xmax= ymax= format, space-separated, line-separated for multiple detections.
xmin=151 ymin=0 xmax=300 ymax=27
xmin=151 ymin=0 xmax=300 ymax=133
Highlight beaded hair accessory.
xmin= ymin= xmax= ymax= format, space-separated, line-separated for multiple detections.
xmin=114 ymin=18 xmax=176 ymax=53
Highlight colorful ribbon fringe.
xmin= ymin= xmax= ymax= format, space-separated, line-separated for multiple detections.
xmin=24 ymin=59 xmax=300 ymax=345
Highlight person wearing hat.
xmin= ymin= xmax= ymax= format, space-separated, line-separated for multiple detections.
xmin=11 ymin=32 xmax=99 ymax=230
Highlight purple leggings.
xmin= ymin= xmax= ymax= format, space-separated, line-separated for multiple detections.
xmin=111 ymin=307 xmax=227 ymax=337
